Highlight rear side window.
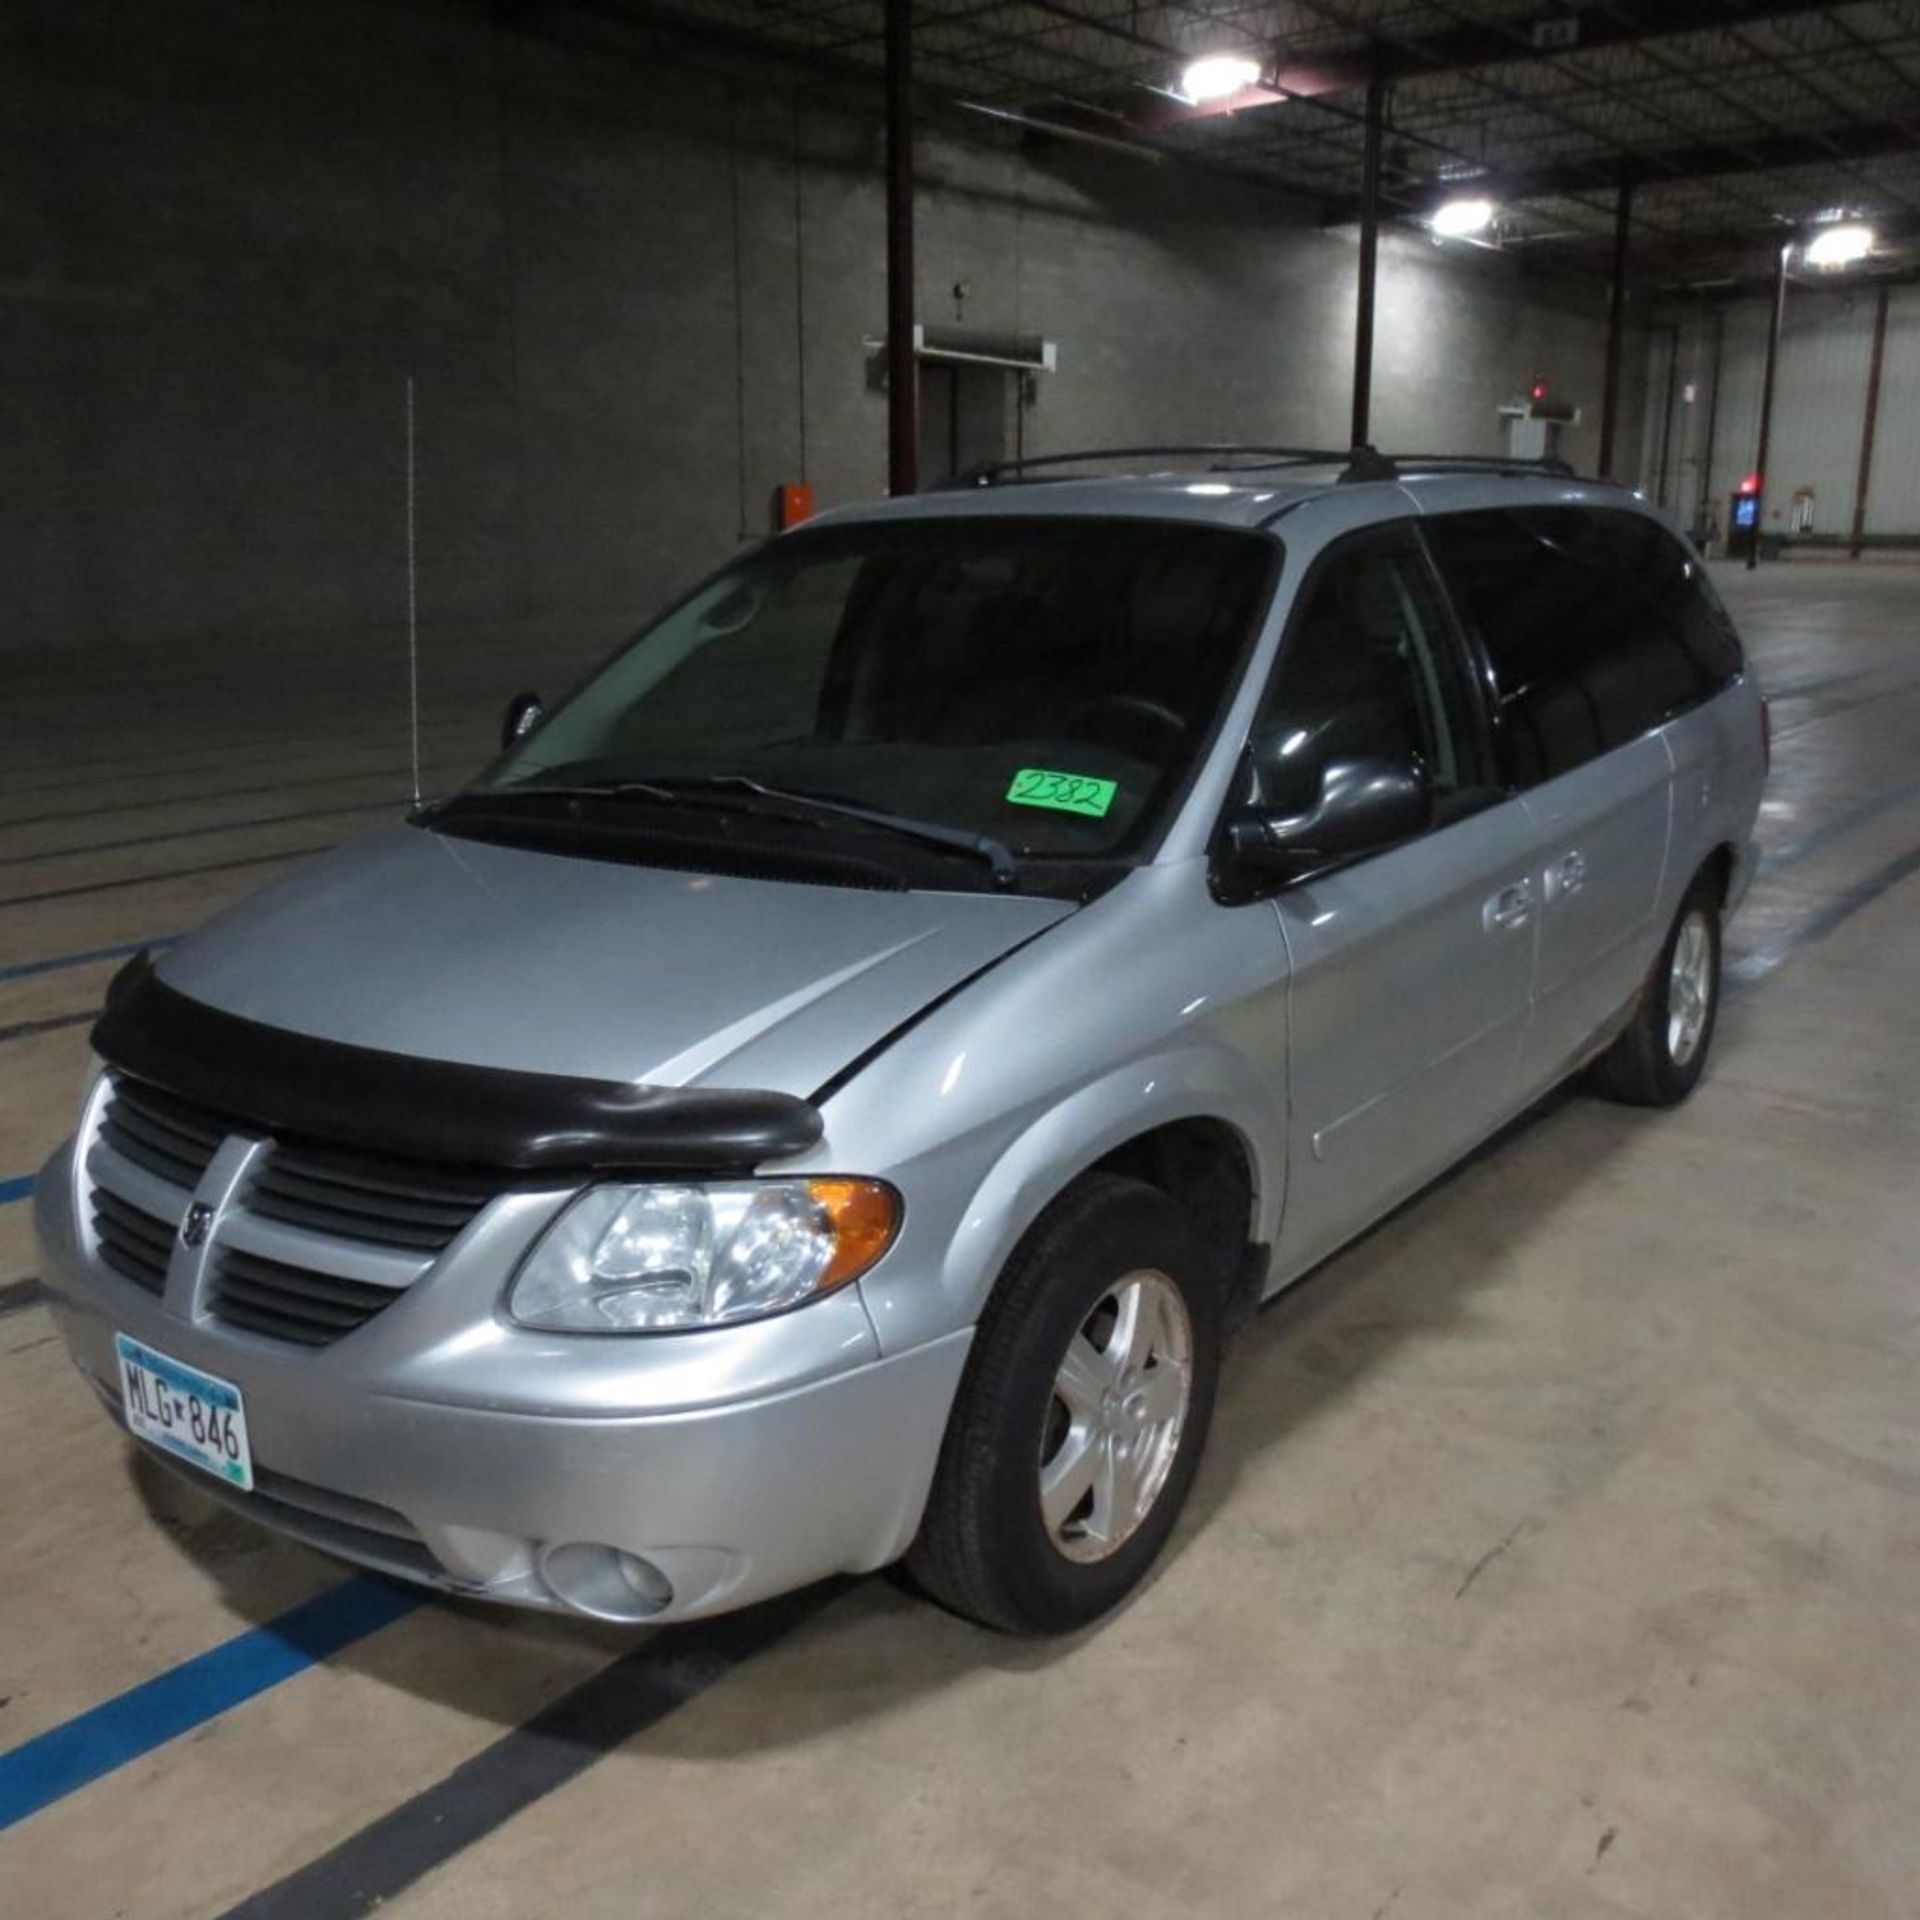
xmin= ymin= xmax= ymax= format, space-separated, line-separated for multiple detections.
xmin=1425 ymin=507 xmax=1743 ymax=788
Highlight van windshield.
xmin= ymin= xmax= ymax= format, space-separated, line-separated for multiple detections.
xmin=475 ymin=517 xmax=1277 ymax=867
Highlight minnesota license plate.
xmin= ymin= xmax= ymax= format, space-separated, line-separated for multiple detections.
xmin=115 ymin=1332 xmax=253 ymax=1491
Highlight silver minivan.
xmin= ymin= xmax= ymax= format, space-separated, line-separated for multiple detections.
xmin=37 ymin=449 xmax=1767 ymax=1634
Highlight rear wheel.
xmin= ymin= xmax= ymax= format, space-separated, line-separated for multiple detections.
xmin=907 ymin=1174 xmax=1222 ymax=1635
xmin=1592 ymin=878 xmax=1722 ymax=1107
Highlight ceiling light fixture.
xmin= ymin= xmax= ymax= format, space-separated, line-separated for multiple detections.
xmin=1430 ymin=196 xmax=1496 ymax=239
xmin=1802 ymin=222 xmax=1874 ymax=269
xmin=1178 ymin=54 xmax=1263 ymax=103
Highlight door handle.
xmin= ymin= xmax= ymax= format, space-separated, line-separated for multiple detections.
xmin=1547 ymin=850 xmax=1587 ymax=899
xmin=1483 ymin=879 xmax=1534 ymax=931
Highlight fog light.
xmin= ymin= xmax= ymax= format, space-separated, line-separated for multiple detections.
xmin=539 ymin=1541 xmax=674 ymax=1621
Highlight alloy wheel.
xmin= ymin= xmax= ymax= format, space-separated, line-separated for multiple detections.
xmin=1667 ymin=908 xmax=1714 ymax=1067
xmin=1038 ymin=1270 xmax=1194 ymax=1564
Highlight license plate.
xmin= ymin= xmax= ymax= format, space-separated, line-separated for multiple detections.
xmin=115 ymin=1333 xmax=253 ymax=1491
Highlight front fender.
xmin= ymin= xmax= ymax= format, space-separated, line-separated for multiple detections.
xmin=809 ymin=861 xmax=1293 ymax=1358
xmin=939 ymin=1043 xmax=1284 ymax=1315
xmin=846 ymin=1037 xmax=1285 ymax=1358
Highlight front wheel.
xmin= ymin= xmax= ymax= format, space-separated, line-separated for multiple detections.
xmin=906 ymin=1174 xmax=1222 ymax=1635
xmin=1591 ymin=879 xmax=1723 ymax=1107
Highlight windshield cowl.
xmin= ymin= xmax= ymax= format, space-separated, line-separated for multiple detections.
xmin=416 ymin=787 xmax=1131 ymax=903
xmin=453 ymin=771 xmax=1019 ymax=882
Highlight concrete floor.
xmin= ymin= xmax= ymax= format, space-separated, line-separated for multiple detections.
xmin=1 ymin=561 xmax=1917 ymax=1919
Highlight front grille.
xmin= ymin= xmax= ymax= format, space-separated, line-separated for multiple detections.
xmin=91 ymin=1188 xmax=175 ymax=1295
xmin=87 ymin=1069 xmax=515 ymax=1351
xmin=204 ymin=1246 xmax=409 ymax=1348
xmin=99 ymin=1077 xmax=227 ymax=1190
xmin=246 ymin=1141 xmax=495 ymax=1252
xmin=252 ymin=1462 xmax=423 ymax=1544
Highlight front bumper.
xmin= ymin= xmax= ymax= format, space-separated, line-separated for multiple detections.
xmin=36 ymin=1141 xmax=971 ymax=1622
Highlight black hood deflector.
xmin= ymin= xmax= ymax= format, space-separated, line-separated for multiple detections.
xmin=92 ymin=955 xmax=824 ymax=1174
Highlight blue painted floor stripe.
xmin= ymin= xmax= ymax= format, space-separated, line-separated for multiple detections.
xmin=0 ymin=1576 xmax=426 ymax=1831
xmin=0 ymin=1175 xmax=33 ymax=1208
xmin=0 ymin=934 xmax=175 ymax=986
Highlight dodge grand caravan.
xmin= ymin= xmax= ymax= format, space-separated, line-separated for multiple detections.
xmin=37 ymin=447 xmax=1766 ymax=1634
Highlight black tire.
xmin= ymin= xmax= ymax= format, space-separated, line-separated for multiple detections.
xmin=1591 ymin=877 xmax=1723 ymax=1107
xmin=907 ymin=1173 xmax=1222 ymax=1636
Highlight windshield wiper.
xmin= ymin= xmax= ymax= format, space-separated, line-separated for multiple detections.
xmin=647 ymin=774 xmax=1020 ymax=886
xmin=419 ymin=777 xmax=680 ymax=815
xmin=428 ymin=773 xmax=1018 ymax=884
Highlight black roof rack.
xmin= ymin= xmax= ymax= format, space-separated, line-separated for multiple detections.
xmin=947 ymin=444 xmax=1396 ymax=489
xmin=1386 ymin=452 xmax=1581 ymax=480
xmin=945 ymin=444 xmax=1590 ymax=491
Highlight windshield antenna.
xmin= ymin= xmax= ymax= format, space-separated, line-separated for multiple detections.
xmin=404 ymin=373 xmax=422 ymax=810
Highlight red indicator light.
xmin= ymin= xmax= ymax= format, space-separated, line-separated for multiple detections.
xmin=1530 ymin=380 xmax=1549 ymax=403
xmin=1739 ymin=472 xmax=1762 ymax=495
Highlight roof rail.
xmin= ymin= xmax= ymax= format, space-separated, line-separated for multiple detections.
xmin=942 ymin=445 xmax=1599 ymax=492
xmin=1386 ymin=452 xmax=1583 ymax=480
xmin=947 ymin=444 xmax=1395 ymax=489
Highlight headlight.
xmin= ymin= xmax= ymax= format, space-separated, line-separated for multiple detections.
xmin=508 ymin=1179 xmax=901 ymax=1333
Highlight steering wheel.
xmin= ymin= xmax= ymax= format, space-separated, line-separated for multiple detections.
xmin=1067 ymin=694 xmax=1191 ymax=764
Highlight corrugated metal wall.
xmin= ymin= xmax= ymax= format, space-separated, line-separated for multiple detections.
xmin=1639 ymin=279 xmax=1920 ymax=545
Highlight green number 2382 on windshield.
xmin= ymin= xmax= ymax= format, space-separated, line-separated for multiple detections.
xmin=1005 ymin=768 xmax=1118 ymax=819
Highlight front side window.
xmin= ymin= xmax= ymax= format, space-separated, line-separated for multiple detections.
xmin=470 ymin=517 xmax=1277 ymax=880
xmin=1249 ymin=526 xmax=1490 ymax=816
xmin=1425 ymin=506 xmax=1740 ymax=788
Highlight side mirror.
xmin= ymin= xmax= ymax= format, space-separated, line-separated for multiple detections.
xmin=501 ymin=691 xmax=545 ymax=750
xmin=1220 ymin=756 xmax=1433 ymax=897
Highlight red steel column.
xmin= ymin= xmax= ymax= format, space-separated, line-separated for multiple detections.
xmin=1747 ymin=241 xmax=1789 ymax=570
xmin=1350 ymin=59 xmax=1385 ymax=449
xmin=885 ymin=0 xmax=919 ymax=494
xmin=1598 ymin=179 xmax=1634 ymax=478
xmin=1849 ymin=283 xmax=1891 ymax=560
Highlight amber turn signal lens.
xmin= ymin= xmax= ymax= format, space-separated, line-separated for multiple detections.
xmin=809 ymin=1178 xmax=902 ymax=1289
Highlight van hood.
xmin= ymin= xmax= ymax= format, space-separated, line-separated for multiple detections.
xmin=157 ymin=824 xmax=1073 ymax=1099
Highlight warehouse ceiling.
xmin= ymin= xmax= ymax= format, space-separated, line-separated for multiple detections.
xmin=556 ymin=0 xmax=1920 ymax=289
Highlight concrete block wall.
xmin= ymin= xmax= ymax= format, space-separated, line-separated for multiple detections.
xmin=2 ymin=0 xmax=1645 ymax=687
